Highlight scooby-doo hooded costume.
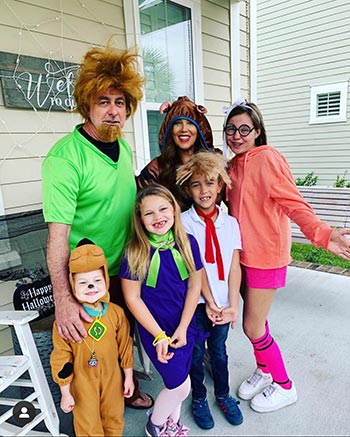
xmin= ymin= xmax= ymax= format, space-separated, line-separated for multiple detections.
xmin=50 ymin=242 xmax=133 ymax=437
xmin=136 ymin=96 xmax=216 ymax=210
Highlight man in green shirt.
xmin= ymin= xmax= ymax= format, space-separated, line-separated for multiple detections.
xmin=42 ymin=44 xmax=153 ymax=409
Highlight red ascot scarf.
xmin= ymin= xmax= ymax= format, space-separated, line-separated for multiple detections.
xmin=195 ymin=206 xmax=225 ymax=281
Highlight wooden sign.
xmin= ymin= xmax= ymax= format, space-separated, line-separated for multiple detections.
xmin=0 ymin=51 xmax=79 ymax=112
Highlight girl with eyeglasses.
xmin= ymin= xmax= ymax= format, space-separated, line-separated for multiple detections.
xmin=223 ymin=98 xmax=350 ymax=414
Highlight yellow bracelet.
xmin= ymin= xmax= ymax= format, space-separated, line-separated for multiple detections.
xmin=153 ymin=337 xmax=171 ymax=346
xmin=152 ymin=331 xmax=171 ymax=346
xmin=153 ymin=330 xmax=165 ymax=344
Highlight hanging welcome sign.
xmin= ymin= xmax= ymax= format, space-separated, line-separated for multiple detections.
xmin=0 ymin=51 xmax=79 ymax=112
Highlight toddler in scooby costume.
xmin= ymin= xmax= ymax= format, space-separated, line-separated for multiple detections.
xmin=50 ymin=240 xmax=134 ymax=436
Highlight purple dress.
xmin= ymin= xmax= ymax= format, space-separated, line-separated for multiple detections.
xmin=119 ymin=234 xmax=203 ymax=389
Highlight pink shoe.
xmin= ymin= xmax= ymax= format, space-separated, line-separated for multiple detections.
xmin=165 ymin=418 xmax=190 ymax=436
xmin=176 ymin=422 xmax=190 ymax=436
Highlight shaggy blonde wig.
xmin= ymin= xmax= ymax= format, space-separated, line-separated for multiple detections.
xmin=125 ymin=184 xmax=196 ymax=281
xmin=176 ymin=151 xmax=231 ymax=188
xmin=74 ymin=44 xmax=145 ymax=120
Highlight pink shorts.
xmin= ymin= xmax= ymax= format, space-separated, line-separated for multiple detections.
xmin=242 ymin=265 xmax=287 ymax=289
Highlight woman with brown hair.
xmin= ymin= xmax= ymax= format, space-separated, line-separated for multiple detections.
xmin=137 ymin=96 xmax=216 ymax=211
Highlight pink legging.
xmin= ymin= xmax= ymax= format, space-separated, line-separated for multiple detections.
xmin=251 ymin=321 xmax=291 ymax=389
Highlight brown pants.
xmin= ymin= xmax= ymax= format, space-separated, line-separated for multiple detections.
xmin=109 ymin=275 xmax=141 ymax=406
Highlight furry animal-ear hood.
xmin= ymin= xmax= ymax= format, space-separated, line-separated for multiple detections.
xmin=159 ymin=96 xmax=213 ymax=152
xmin=69 ymin=243 xmax=110 ymax=304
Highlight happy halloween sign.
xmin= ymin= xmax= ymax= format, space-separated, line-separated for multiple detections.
xmin=13 ymin=276 xmax=55 ymax=319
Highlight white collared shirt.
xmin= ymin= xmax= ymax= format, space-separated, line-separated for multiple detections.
xmin=181 ymin=205 xmax=242 ymax=307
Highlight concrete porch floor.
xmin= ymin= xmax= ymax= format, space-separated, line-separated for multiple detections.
xmin=123 ymin=266 xmax=350 ymax=436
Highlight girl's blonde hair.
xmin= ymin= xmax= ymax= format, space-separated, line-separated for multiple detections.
xmin=176 ymin=151 xmax=231 ymax=188
xmin=125 ymin=184 xmax=196 ymax=281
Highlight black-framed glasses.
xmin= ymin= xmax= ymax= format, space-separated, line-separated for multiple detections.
xmin=225 ymin=124 xmax=255 ymax=137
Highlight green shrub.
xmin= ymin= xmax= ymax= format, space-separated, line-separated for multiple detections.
xmin=291 ymin=243 xmax=350 ymax=269
xmin=333 ymin=171 xmax=350 ymax=188
xmin=295 ymin=172 xmax=318 ymax=186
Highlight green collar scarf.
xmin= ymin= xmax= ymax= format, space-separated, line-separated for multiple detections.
xmin=146 ymin=229 xmax=189 ymax=287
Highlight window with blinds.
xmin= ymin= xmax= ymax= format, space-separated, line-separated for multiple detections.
xmin=138 ymin=0 xmax=195 ymax=159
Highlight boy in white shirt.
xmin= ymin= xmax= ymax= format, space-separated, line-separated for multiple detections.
xmin=177 ymin=151 xmax=243 ymax=430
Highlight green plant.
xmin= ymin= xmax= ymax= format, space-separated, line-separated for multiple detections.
xmin=333 ymin=171 xmax=350 ymax=188
xmin=295 ymin=172 xmax=318 ymax=186
xmin=291 ymin=243 xmax=350 ymax=269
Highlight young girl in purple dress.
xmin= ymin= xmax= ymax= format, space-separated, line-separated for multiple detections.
xmin=119 ymin=184 xmax=203 ymax=437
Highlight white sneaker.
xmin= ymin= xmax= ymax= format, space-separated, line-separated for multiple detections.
xmin=238 ymin=368 xmax=273 ymax=400
xmin=250 ymin=381 xmax=298 ymax=413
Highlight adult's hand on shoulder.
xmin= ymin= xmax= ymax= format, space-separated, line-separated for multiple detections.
xmin=327 ymin=228 xmax=350 ymax=261
xmin=55 ymin=294 xmax=92 ymax=342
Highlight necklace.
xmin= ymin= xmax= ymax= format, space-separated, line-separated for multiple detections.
xmin=82 ymin=311 xmax=107 ymax=368
xmin=82 ymin=338 xmax=98 ymax=368
xmin=88 ymin=315 xmax=107 ymax=341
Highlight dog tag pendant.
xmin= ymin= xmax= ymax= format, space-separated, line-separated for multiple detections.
xmin=88 ymin=319 xmax=107 ymax=341
xmin=88 ymin=352 xmax=98 ymax=368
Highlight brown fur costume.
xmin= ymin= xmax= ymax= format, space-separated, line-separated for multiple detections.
xmin=136 ymin=96 xmax=216 ymax=210
xmin=159 ymin=96 xmax=214 ymax=152
xmin=51 ymin=244 xmax=133 ymax=436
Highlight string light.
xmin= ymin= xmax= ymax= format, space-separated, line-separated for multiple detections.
xmin=0 ymin=0 xmax=148 ymax=190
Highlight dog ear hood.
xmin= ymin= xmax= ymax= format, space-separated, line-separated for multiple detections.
xmin=159 ymin=96 xmax=213 ymax=152
xmin=69 ymin=244 xmax=110 ymax=304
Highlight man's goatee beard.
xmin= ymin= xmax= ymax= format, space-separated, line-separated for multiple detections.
xmin=97 ymin=124 xmax=122 ymax=142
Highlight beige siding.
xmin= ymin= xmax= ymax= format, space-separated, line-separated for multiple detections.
xmin=0 ymin=0 xmax=251 ymax=353
xmin=201 ymin=0 xmax=231 ymax=146
xmin=0 ymin=0 xmax=252 ymax=214
xmin=0 ymin=0 xmax=126 ymax=216
xmin=202 ymin=0 xmax=251 ymax=146
xmin=0 ymin=0 xmax=127 ymax=353
xmin=256 ymin=0 xmax=350 ymax=186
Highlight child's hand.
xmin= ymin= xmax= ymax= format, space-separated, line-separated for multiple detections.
xmin=60 ymin=393 xmax=75 ymax=413
xmin=215 ymin=306 xmax=239 ymax=329
xmin=155 ymin=339 xmax=174 ymax=363
xmin=170 ymin=326 xmax=187 ymax=348
xmin=124 ymin=377 xmax=135 ymax=398
xmin=205 ymin=302 xmax=224 ymax=325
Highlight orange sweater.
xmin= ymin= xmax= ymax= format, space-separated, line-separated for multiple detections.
xmin=227 ymin=146 xmax=332 ymax=269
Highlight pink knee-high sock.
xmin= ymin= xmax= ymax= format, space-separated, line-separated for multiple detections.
xmin=252 ymin=320 xmax=270 ymax=373
xmin=251 ymin=321 xmax=292 ymax=389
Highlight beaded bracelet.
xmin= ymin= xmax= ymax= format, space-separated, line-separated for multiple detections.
xmin=152 ymin=330 xmax=171 ymax=346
